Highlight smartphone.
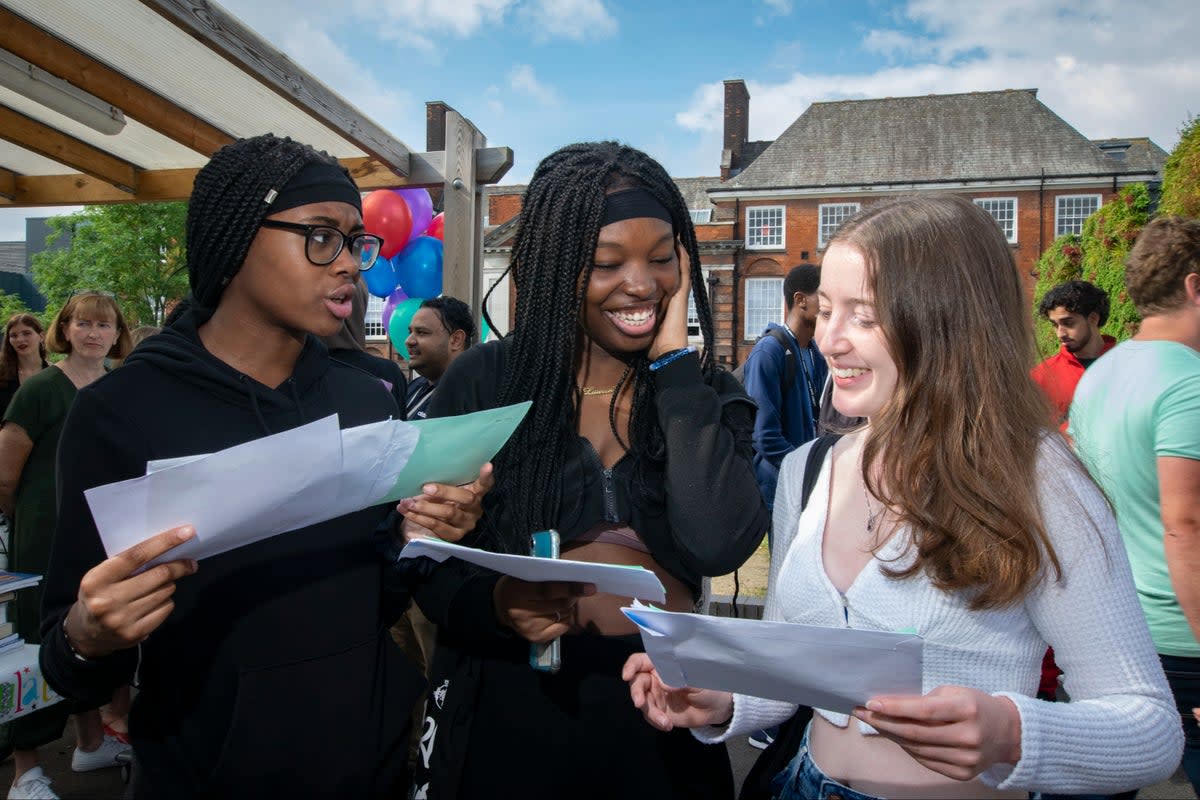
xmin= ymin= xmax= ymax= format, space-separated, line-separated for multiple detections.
xmin=530 ymin=529 xmax=562 ymax=673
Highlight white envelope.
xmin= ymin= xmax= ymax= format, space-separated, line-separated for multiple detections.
xmin=622 ymin=604 xmax=923 ymax=713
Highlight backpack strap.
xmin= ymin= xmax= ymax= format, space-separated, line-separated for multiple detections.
xmin=800 ymin=433 xmax=841 ymax=511
xmin=764 ymin=327 xmax=796 ymax=431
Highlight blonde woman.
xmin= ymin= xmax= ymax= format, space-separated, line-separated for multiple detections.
xmin=0 ymin=293 xmax=132 ymax=798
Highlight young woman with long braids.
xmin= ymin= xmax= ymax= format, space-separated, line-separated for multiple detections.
xmin=0 ymin=314 xmax=49 ymax=414
xmin=625 ymin=195 xmax=1182 ymax=799
xmin=35 ymin=134 xmax=490 ymax=798
xmin=409 ymin=141 xmax=769 ymax=798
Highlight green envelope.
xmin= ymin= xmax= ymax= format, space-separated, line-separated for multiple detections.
xmin=381 ymin=401 xmax=531 ymax=502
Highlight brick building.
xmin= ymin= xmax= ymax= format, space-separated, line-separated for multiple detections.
xmin=481 ymin=82 xmax=1167 ymax=367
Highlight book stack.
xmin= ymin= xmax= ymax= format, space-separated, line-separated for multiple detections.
xmin=0 ymin=570 xmax=42 ymax=657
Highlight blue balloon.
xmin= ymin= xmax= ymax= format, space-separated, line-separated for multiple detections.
xmin=362 ymin=255 xmax=399 ymax=298
xmin=392 ymin=236 xmax=443 ymax=300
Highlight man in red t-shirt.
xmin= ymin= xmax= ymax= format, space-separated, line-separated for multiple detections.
xmin=1031 ymin=280 xmax=1117 ymax=705
xmin=1032 ymin=280 xmax=1117 ymax=431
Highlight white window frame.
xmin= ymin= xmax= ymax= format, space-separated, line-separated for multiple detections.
xmin=364 ymin=293 xmax=386 ymax=340
xmin=689 ymin=208 xmax=712 ymax=224
xmin=818 ymin=203 xmax=859 ymax=248
xmin=974 ymin=197 xmax=1018 ymax=244
xmin=686 ymin=268 xmax=712 ymax=340
xmin=745 ymin=205 xmax=785 ymax=249
xmin=743 ymin=277 xmax=784 ymax=341
xmin=1055 ymin=194 xmax=1102 ymax=237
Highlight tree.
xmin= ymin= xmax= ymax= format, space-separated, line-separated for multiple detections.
xmin=1031 ymin=184 xmax=1150 ymax=356
xmin=1158 ymin=115 xmax=1200 ymax=218
xmin=32 ymin=202 xmax=187 ymax=327
xmin=0 ymin=291 xmax=35 ymax=327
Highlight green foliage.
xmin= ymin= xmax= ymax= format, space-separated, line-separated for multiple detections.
xmin=31 ymin=202 xmax=188 ymax=326
xmin=1159 ymin=115 xmax=1200 ymax=218
xmin=0 ymin=291 xmax=35 ymax=327
xmin=1032 ymin=235 xmax=1084 ymax=356
xmin=1032 ymin=184 xmax=1150 ymax=357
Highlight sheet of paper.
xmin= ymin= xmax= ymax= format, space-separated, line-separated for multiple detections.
xmin=337 ymin=420 xmax=421 ymax=509
xmin=621 ymin=604 xmax=923 ymax=713
xmin=399 ymin=537 xmax=666 ymax=603
xmin=381 ymin=401 xmax=532 ymax=502
xmin=86 ymin=415 xmax=345 ymax=565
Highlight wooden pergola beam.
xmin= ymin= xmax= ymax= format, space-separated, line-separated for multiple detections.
xmin=143 ymin=0 xmax=412 ymax=176
xmin=0 ymin=7 xmax=234 ymax=156
xmin=0 ymin=105 xmax=140 ymax=193
xmin=0 ymin=167 xmax=16 ymax=202
xmin=4 ymin=149 xmax=514 ymax=207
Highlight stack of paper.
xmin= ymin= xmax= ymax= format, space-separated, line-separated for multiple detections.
xmin=622 ymin=603 xmax=923 ymax=714
xmin=84 ymin=402 xmax=531 ymax=566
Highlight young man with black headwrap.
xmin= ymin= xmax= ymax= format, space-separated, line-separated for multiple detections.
xmin=38 ymin=135 xmax=491 ymax=798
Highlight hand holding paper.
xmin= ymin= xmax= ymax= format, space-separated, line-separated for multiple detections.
xmin=398 ymin=462 xmax=495 ymax=544
xmin=623 ymin=652 xmax=734 ymax=733
xmin=65 ymin=525 xmax=199 ymax=659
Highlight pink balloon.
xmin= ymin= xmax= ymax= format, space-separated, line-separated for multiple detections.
xmin=381 ymin=286 xmax=409 ymax=331
xmin=395 ymin=188 xmax=434 ymax=242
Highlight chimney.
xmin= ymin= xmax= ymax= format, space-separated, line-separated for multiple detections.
xmin=426 ymin=101 xmax=449 ymax=152
xmin=722 ymin=79 xmax=749 ymax=181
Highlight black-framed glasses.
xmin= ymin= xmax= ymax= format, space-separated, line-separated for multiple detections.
xmin=259 ymin=220 xmax=384 ymax=270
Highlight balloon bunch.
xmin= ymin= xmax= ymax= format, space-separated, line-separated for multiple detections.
xmin=361 ymin=187 xmax=446 ymax=359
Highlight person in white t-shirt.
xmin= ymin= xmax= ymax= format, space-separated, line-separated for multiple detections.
xmin=623 ymin=195 xmax=1181 ymax=800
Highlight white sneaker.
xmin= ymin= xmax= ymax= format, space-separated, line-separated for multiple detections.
xmin=70 ymin=734 xmax=131 ymax=772
xmin=8 ymin=767 xmax=58 ymax=799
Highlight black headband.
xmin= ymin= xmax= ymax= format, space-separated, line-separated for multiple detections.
xmin=600 ymin=187 xmax=674 ymax=229
xmin=264 ymin=161 xmax=362 ymax=216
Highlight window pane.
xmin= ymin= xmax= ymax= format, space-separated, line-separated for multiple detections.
xmin=746 ymin=206 xmax=784 ymax=248
xmin=744 ymin=277 xmax=783 ymax=339
xmin=974 ymin=198 xmax=1016 ymax=243
xmin=689 ymin=209 xmax=712 ymax=224
xmin=1056 ymin=195 xmax=1101 ymax=236
xmin=364 ymin=293 xmax=386 ymax=339
xmin=819 ymin=203 xmax=859 ymax=247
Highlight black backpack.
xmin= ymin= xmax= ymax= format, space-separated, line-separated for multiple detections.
xmin=738 ymin=434 xmax=841 ymax=800
xmin=732 ymin=328 xmax=798 ymax=429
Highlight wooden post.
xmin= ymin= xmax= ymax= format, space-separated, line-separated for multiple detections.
xmin=440 ymin=110 xmax=487 ymax=328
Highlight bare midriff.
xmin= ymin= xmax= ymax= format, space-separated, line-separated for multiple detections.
xmin=562 ymin=539 xmax=694 ymax=636
xmin=807 ymin=716 xmax=1026 ymax=799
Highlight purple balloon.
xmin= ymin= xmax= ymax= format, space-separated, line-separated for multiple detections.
xmin=381 ymin=286 xmax=409 ymax=331
xmin=395 ymin=188 xmax=434 ymax=242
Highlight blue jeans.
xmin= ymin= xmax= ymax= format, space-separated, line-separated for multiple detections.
xmin=1162 ymin=653 xmax=1200 ymax=795
xmin=771 ymin=723 xmax=884 ymax=800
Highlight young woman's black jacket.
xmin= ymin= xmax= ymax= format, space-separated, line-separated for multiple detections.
xmin=39 ymin=307 xmax=423 ymax=799
xmin=412 ymin=337 xmax=770 ymax=651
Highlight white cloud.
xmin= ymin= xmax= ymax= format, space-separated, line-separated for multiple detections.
xmin=678 ymin=0 xmax=1199 ymax=155
xmin=508 ymin=64 xmax=560 ymax=106
xmin=280 ymin=21 xmax=412 ymax=121
xmin=762 ymin=0 xmax=793 ymax=13
xmin=521 ymin=0 xmax=618 ymax=42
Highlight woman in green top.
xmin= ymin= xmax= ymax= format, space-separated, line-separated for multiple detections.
xmin=0 ymin=292 xmax=132 ymax=799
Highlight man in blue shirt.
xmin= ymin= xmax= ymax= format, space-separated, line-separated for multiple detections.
xmin=742 ymin=264 xmax=826 ymax=513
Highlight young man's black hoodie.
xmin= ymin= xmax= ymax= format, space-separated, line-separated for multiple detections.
xmin=39 ymin=307 xmax=424 ymax=798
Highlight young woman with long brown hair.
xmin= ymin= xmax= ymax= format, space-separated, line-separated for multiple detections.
xmin=625 ymin=195 xmax=1181 ymax=799
xmin=0 ymin=313 xmax=49 ymax=414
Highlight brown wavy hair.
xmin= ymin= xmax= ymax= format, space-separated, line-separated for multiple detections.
xmin=0 ymin=313 xmax=47 ymax=384
xmin=831 ymin=195 xmax=1062 ymax=609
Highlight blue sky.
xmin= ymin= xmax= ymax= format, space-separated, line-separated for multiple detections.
xmin=2 ymin=0 xmax=1198 ymax=240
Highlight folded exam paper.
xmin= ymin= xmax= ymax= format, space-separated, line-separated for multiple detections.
xmin=88 ymin=402 xmax=531 ymax=566
xmin=399 ymin=537 xmax=667 ymax=603
xmin=621 ymin=603 xmax=923 ymax=714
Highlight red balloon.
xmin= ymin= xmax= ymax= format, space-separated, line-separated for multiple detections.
xmin=363 ymin=190 xmax=412 ymax=259
xmin=426 ymin=212 xmax=445 ymax=241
